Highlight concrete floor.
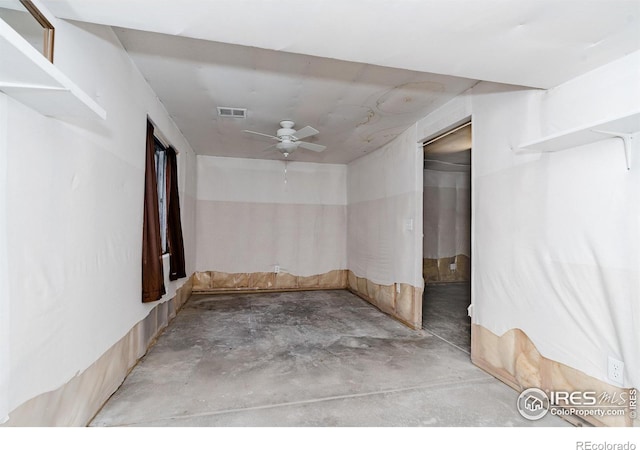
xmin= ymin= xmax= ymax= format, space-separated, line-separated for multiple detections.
xmin=423 ymin=283 xmax=472 ymax=354
xmin=91 ymin=289 xmax=569 ymax=426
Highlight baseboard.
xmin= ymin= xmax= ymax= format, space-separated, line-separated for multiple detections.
xmin=2 ymin=277 xmax=193 ymax=427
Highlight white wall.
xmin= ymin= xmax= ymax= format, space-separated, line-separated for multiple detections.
xmin=347 ymin=126 xmax=423 ymax=287
xmin=0 ymin=94 xmax=9 ymax=423
xmin=195 ymin=156 xmax=347 ymax=276
xmin=466 ymin=52 xmax=639 ymax=388
xmin=0 ymin=7 xmax=44 ymax=57
xmin=423 ymin=170 xmax=471 ymax=259
xmin=195 ymin=129 xmax=426 ymax=292
xmin=1 ymin=18 xmax=197 ymax=421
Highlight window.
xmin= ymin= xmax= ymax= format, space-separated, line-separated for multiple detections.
xmin=154 ymin=138 xmax=168 ymax=254
xmin=142 ymin=119 xmax=186 ymax=302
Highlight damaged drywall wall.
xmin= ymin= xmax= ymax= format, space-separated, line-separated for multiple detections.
xmin=471 ymin=325 xmax=636 ymax=427
xmin=2 ymin=19 xmax=197 ymax=424
xmin=196 ymin=131 xmax=425 ymax=327
xmin=471 ymin=52 xmax=639 ymax=391
xmin=414 ymin=51 xmax=639 ymax=425
xmin=415 ymin=50 xmax=640 ymax=425
xmin=423 ymin=169 xmax=471 ymax=283
xmin=346 ymin=271 xmax=422 ymax=330
xmin=347 ymin=126 xmax=424 ymax=327
xmin=195 ymin=156 xmax=347 ymax=278
xmin=192 ymin=270 xmax=347 ymax=292
xmin=3 ymin=279 xmax=193 ymax=426
xmin=423 ymin=255 xmax=471 ymax=284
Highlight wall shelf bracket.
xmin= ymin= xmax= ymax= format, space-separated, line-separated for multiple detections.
xmin=591 ymin=130 xmax=638 ymax=170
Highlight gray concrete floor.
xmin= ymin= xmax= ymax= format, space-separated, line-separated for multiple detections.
xmin=91 ymin=289 xmax=569 ymax=427
xmin=423 ymin=283 xmax=472 ymax=354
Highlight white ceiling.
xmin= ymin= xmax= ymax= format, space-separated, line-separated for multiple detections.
xmin=38 ymin=0 xmax=640 ymax=163
xmin=114 ymin=28 xmax=476 ymax=163
xmin=42 ymin=0 xmax=640 ymax=89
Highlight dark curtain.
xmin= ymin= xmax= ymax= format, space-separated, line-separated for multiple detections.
xmin=142 ymin=120 xmax=166 ymax=302
xmin=166 ymin=146 xmax=186 ymax=280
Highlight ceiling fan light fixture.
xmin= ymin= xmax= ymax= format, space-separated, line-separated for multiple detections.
xmin=277 ymin=141 xmax=298 ymax=151
xmin=242 ymin=120 xmax=327 ymax=158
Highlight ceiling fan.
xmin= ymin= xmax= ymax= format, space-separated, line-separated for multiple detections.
xmin=242 ymin=120 xmax=326 ymax=157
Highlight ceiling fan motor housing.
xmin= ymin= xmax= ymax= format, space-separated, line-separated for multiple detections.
xmin=277 ymin=128 xmax=296 ymax=139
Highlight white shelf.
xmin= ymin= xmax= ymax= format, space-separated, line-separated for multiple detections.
xmin=518 ymin=111 xmax=640 ymax=169
xmin=0 ymin=19 xmax=106 ymax=120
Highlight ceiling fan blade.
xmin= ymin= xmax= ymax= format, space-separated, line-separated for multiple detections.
xmin=262 ymin=144 xmax=278 ymax=152
xmin=298 ymin=141 xmax=326 ymax=152
xmin=242 ymin=130 xmax=279 ymax=140
xmin=293 ymin=126 xmax=319 ymax=140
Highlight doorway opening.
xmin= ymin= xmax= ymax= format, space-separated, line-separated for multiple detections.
xmin=421 ymin=121 xmax=472 ymax=353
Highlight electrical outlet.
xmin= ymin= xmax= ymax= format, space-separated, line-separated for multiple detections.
xmin=449 ymin=262 xmax=457 ymax=271
xmin=608 ymin=356 xmax=624 ymax=385
xmin=404 ymin=218 xmax=414 ymax=231
xmin=395 ymin=283 xmax=400 ymax=294
xmin=274 ymin=265 xmax=280 ymax=274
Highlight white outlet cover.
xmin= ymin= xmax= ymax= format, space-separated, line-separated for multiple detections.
xmin=607 ymin=356 xmax=624 ymax=385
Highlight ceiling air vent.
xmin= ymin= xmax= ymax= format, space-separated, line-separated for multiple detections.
xmin=217 ymin=107 xmax=247 ymax=118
